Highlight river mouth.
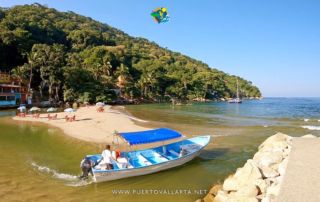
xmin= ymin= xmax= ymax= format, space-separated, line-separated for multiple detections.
xmin=1 ymin=98 xmax=320 ymax=201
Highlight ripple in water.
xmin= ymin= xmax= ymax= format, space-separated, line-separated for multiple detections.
xmin=301 ymin=126 xmax=320 ymax=131
xmin=31 ymin=162 xmax=93 ymax=186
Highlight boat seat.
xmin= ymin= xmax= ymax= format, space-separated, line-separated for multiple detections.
xmin=169 ymin=150 xmax=180 ymax=157
xmin=154 ymin=151 xmax=169 ymax=161
xmin=138 ymin=154 xmax=153 ymax=166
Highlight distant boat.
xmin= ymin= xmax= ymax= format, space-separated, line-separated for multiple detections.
xmin=228 ymin=78 xmax=242 ymax=103
xmin=83 ymin=128 xmax=211 ymax=182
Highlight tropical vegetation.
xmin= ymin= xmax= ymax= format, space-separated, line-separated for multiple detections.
xmin=0 ymin=4 xmax=261 ymax=104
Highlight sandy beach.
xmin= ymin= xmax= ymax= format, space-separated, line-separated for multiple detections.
xmin=12 ymin=106 xmax=151 ymax=144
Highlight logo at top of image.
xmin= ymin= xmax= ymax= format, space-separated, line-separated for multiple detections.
xmin=151 ymin=7 xmax=170 ymax=24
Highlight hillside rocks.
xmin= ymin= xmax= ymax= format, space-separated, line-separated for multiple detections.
xmin=203 ymin=133 xmax=293 ymax=202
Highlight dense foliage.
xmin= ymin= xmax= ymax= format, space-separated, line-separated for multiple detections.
xmin=0 ymin=4 xmax=261 ymax=103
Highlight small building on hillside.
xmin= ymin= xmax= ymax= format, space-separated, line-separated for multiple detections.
xmin=0 ymin=73 xmax=29 ymax=108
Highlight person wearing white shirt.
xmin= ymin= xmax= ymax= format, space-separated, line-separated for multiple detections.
xmin=101 ymin=145 xmax=114 ymax=170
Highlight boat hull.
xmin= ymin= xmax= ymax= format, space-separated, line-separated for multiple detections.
xmin=93 ymin=149 xmax=202 ymax=182
xmin=88 ymin=135 xmax=211 ymax=183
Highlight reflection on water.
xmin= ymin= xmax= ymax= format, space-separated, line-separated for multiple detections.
xmin=1 ymin=98 xmax=320 ymax=201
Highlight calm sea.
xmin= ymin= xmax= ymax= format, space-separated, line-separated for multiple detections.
xmin=0 ymin=98 xmax=319 ymax=202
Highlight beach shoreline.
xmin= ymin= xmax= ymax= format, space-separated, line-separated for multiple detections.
xmin=12 ymin=106 xmax=152 ymax=144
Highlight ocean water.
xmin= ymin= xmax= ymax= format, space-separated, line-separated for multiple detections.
xmin=0 ymin=98 xmax=320 ymax=202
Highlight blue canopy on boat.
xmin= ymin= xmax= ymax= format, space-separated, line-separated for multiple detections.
xmin=119 ymin=128 xmax=182 ymax=145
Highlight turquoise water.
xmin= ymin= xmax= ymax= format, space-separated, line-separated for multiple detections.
xmin=1 ymin=98 xmax=320 ymax=201
xmin=127 ymin=97 xmax=320 ymax=126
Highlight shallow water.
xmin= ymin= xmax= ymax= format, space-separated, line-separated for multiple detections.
xmin=1 ymin=98 xmax=320 ymax=201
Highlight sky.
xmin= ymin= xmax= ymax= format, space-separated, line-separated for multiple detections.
xmin=1 ymin=0 xmax=320 ymax=97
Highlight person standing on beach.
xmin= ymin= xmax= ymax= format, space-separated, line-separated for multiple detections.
xmin=101 ymin=145 xmax=115 ymax=170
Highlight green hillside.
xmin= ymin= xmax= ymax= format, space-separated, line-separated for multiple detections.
xmin=0 ymin=3 xmax=261 ymax=103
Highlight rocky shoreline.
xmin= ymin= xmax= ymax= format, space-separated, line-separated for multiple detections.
xmin=201 ymin=133 xmax=298 ymax=202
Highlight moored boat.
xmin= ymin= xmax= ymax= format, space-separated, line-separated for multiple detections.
xmin=83 ymin=128 xmax=211 ymax=183
xmin=228 ymin=78 xmax=242 ymax=104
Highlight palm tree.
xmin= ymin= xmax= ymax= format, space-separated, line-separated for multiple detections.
xmin=116 ymin=64 xmax=130 ymax=97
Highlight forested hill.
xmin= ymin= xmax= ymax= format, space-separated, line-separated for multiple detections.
xmin=0 ymin=4 xmax=261 ymax=103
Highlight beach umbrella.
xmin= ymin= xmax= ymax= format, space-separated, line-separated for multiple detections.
xmin=29 ymin=107 xmax=41 ymax=112
xmin=64 ymin=108 xmax=76 ymax=113
xmin=17 ymin=106 xmax=26 ymax=111
xmin=47 ymin=107 xmax=57 ymax=112
xmin=96 ymin=102 xmax=105 ymax=107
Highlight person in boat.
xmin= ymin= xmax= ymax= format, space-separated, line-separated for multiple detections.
xmin=101 ymin=144 xmax=115 ymax=170
xmin=112 ymin=149 xmax=129 ymax=169
xmin=80 ymin=156 xmax=94 ymax=179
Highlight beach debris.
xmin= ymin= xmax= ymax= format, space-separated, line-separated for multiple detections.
xmin=151 ymin=7 xmax=170 ymax=23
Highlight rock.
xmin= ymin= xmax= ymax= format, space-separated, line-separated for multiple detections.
xmin=265 ymin=177 xmax=277 ymax=187
xmin=259 ymin=133 xmax=290 ymax=150
xmin=235 ymin=184 xmax=259 ymax=197
xmin=260 ymin=166 xmax=280 ymax=178
xmin=234 ymin=160 xmax=262 ymax=181
xmin=204 ymin=185 xmax=222 ymax=202
xmin=213 ymin=190 xmax=228 ymax=202
xmin=195 ymin=199 xmax=204 ymax=202
xmin=223 ymin=160 xmax=262 ymax=191
xmin=273 ymin=176 xmax=284 ymax=186
xmin=253 ymin=151 xmax=283 ymax=167
xmin=261 ymin=196 xmax=270 ymax=202
xmin=266 ymin=183 xmax=281 ymax=196
xmin=301 ymin=134 xmax=317 ymax=138
xmin=255 ymin=179 xmax=268 ymax=194
xmin=278 ymin=158 xmax=289 ymax=176
xmin=270 ymin=162 xmax=280 ymax=171
xmin=282 ymin=147 xmax=291 ymax=158
xmin=222 ymin=175 xmax=238 ymax=191
xmin=259 ymin=141 xmax=289 ymax=153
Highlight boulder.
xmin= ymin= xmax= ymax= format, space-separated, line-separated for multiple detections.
xmin=253 ymin=151 xmax=283 ymax=167
xmin=213 ymin=190 xmax=228 ymax=202
xmin=266 ymin=183 xmax=281 ymax=196
xmin=223 ymin=160 xmax=262 ymax=191
xmin=259 ymin=133 xmax=291 ymax=150
xmin=265 ymin=178 xmax=276 ymax=187
xmin=260 ymin=166 xmax=280 ymax=178
xmin=261 ymin=196 xmax=271 ymax=202
xmin=273 ymin=176 xmax=284 ymax=186
xmin=301 ymin=134 xmax=317 ymax=138
xmin=282 ymin=147 xmax=291 ymax=158
xmin=234 ymin=160 xmax=262 ymax=181
xmin=204 ymin=185 xmax=222 ymax=202
xmin=235 ymin=184 xmax=259 ymax=197
xmin=222 ymin=175 xmax=238 ymax=191
xmin=259 ymin=141 xmax=289 ymax=153
xmin=255 ymin=179 xmax=268 ymax=194
xmin=278 ymin=158 xmax=289 ymax=176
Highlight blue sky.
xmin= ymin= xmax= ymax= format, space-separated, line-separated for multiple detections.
xmin=2 ymin=0 xmax=320 ymax=97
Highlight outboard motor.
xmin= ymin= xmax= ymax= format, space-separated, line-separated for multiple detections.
xmin=80 ymin=156 xmax=94 ymax=179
